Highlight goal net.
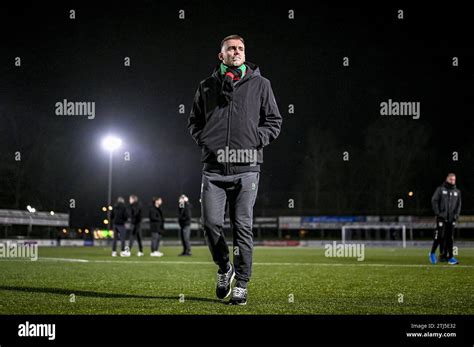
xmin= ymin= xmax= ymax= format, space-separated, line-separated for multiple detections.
xmin=341 ymin=223 xmax=407 ymax=248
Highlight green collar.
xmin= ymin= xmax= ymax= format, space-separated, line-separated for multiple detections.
xmin=220 ymin=63 xmax=247 ymax=77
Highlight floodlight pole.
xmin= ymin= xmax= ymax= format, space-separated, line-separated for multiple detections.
xmin=107 ymin=151 xmax=113 ymax=230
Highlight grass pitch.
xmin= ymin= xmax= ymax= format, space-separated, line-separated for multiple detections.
xmin=0 ymin=246 xmax=473 ymax=314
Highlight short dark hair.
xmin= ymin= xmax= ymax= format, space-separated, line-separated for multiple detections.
xmin=220 ymin=34 xmax=245 ymax=50
xmin=447 ymin=173 xmax=456 ymax=177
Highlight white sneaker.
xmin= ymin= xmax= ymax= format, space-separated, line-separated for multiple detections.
xmin=150 ymin=251 xmax=164 ymax=257
xmin=120 ymin=250 xmax=131 ymax=257
xmin=112 ymin=251 xmax=117 ymax=257
xmin=137 ymin=252 xmax=144 ymax=257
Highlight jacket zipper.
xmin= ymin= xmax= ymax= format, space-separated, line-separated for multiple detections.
xmin=226 ymin=99 xmax=233 ymax=175
xmin=447 ymin=193 xmax=451 ymax=221
xmin=223 ymin=73 xmax=251 ymax=175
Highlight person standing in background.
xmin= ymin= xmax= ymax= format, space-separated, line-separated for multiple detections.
xmin=178 ymin=194 xmax=192 ymax=256
xmin=430 ymin=173 xmax=461 ymax=265
xmin=128 ymin=195 xmax=144 ymax=257
xmin=149 ymin=197 xmax=165 ymax=257
xmin=111 ymin=196 xmax=129 ymax=257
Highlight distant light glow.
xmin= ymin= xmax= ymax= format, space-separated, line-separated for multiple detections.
xmin=101 ymin=136 xmax=122 ymax=152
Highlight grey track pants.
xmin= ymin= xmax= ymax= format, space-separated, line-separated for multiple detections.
xmin=151 ymin=232 xmax=162 ymax=252
xmin=129 ymin=224 xmax=143 ymax=252
xmin=180 ymin=225 xmax=191 ymax=254
xmin=112 ymin=225 xmax=127 ymax=252
xmin=200 ymin=170 xmax=259 ymax=287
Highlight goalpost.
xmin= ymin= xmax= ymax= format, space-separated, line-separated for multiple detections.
xmin=341 ymin=224 xmax=407 ymax=248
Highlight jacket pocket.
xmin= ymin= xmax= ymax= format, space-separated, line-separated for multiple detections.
xmin=240 ymin=172 xmax=260 ymax=192
xmin=197 ymin=125 xmax=209 ymax=147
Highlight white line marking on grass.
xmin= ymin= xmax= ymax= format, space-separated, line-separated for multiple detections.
xmin=28 ymin=257 xmax=474 ymax=268
xmin=41 ymin=257 xmax=90 ymax=263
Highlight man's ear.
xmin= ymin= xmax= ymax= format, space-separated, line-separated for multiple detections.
xmin=218 ymin=52 xmax=223 ymax=61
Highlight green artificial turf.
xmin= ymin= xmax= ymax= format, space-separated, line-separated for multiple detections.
xmin=0 ymin=246 xmax=472 ymax=314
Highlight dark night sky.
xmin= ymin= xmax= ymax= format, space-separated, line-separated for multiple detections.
xmin=1 ymin=2 xmax=473 ymax=226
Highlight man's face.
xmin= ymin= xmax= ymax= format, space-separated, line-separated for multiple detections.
xmin=446 ymin=175 xmax=456 ymax=185
xmin=155 ymin=199 xmax=162 ymax=207
xmin=129 ymin=196 xmax=135 ymax=204
xmin=218 ymin=39 xmax=245 ymax=67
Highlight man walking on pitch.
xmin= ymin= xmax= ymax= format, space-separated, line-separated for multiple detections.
xmin=430 ymin=173 xmax=462 ymax=265
xmin=188 ymin=35 xmax=282 ymax=305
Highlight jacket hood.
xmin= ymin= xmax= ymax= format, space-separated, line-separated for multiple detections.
xmin=211 ymin=61 xmax=261 ymax=80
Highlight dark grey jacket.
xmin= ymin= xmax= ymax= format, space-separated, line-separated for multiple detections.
xmin=187 ymin=61 xmax=282 ymax=175
xmin=431 ymin=182 xmax=462 ymax=222
xmin=111 ymin=202 xmax=129 ymax=226
xmin=129 ymin=202 xmax=142 ymax=225
xmin=149 ymin=205 xmax=164 ymax=233
xmin=178 ymin=202 xmax=192 ymax=228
